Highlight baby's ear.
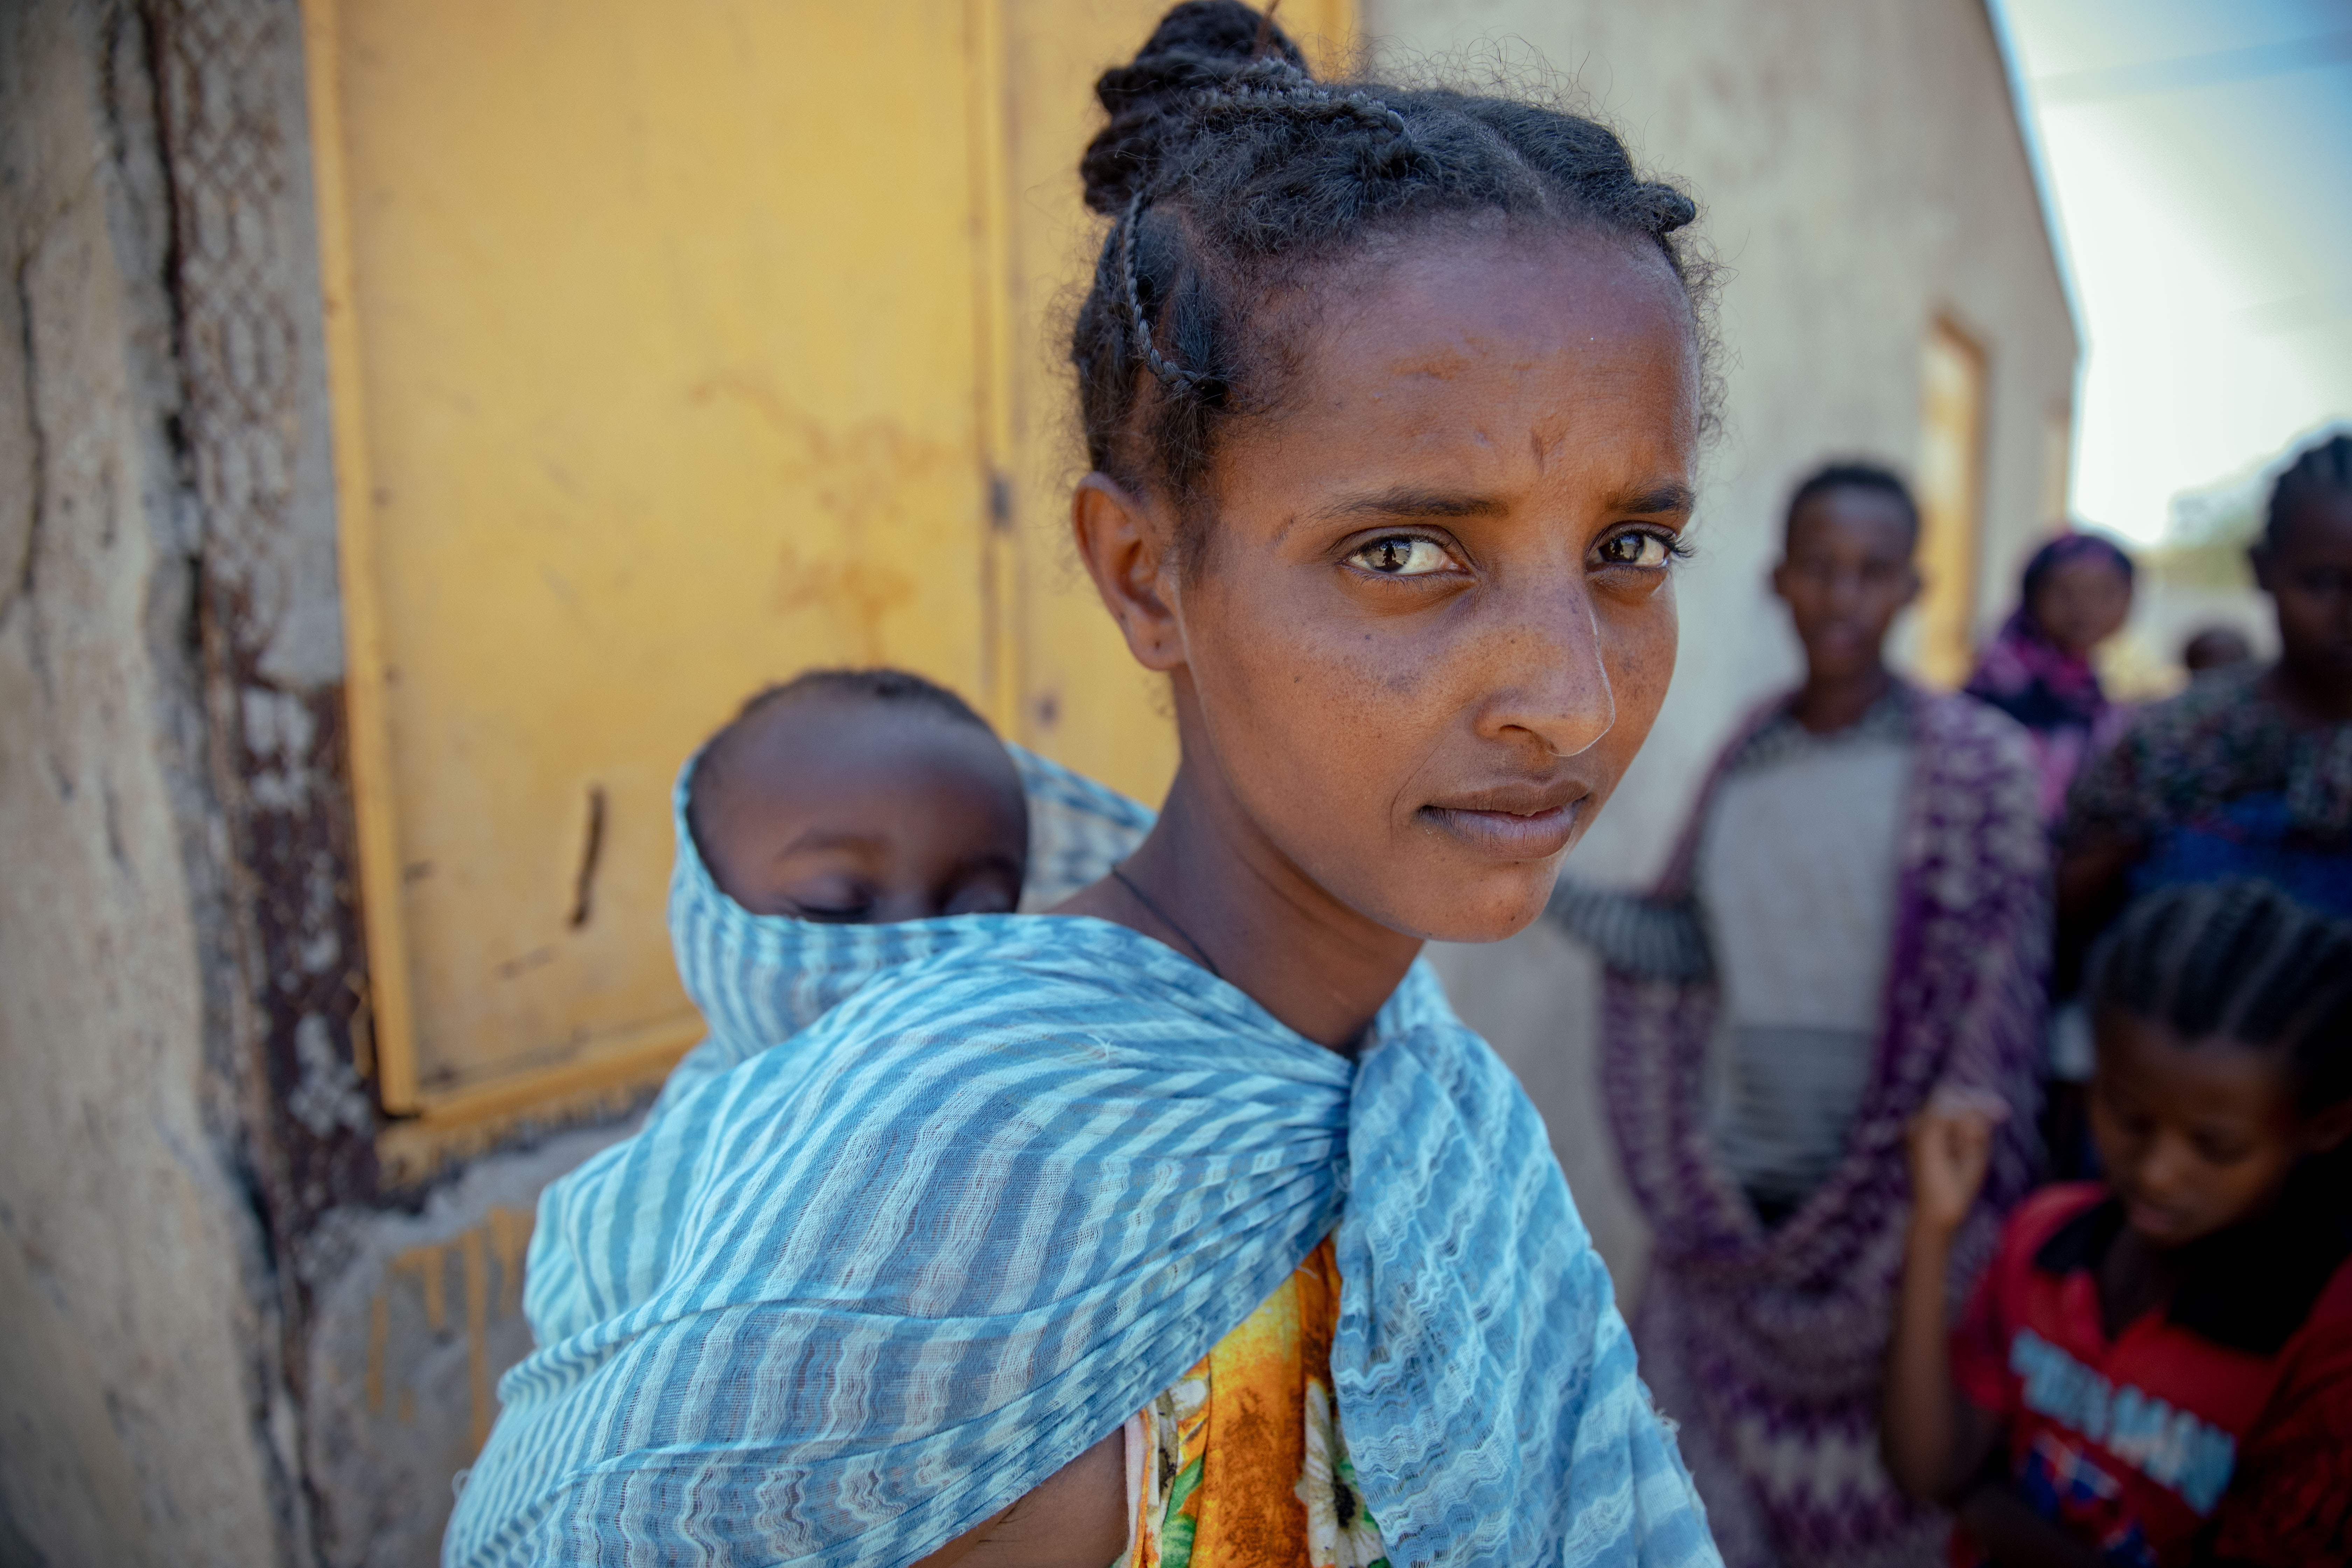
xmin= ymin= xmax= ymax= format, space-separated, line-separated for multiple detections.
xmin=1071 ymin=473 xmax=1184 ymax=673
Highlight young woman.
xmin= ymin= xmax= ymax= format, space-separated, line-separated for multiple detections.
xmin=1885 ymin=881 xmax=2352 ymax=1565
xmin=1551 ymin=465 xmax=2046 ymax=1567
xmin=448 ymin=5 xmax=1723 ymax=1564
xmin=2060 ymin=432 xmax=2352 ymax=929
xmin=1965 ymin=532 xmax=2136 ymax=827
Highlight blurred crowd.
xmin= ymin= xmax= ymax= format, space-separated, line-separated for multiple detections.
xmin=1549 ymin=429 xmax=2352 ymax=1567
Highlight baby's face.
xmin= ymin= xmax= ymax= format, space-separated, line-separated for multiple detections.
xmin=693 ymin=699 xmax=1028 ymax=922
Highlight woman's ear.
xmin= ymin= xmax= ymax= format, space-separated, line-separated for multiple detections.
xmin=1072 ymin=473 xmax=1185 ymax=672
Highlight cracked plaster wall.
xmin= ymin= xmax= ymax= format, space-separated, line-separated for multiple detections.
xmin=0 ymin=1 xmax=299 ymax=1562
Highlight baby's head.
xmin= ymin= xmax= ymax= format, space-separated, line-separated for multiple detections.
xmin=687 ymin=669 xmax=1028 ymax=922
xmin=2086 ymin=880 xmax=2352 ymax=1249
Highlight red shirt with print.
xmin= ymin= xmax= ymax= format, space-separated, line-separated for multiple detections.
xmin=1948 ymin=1181 xmax=2352 ymax=1567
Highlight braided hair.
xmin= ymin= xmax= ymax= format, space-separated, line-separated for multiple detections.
xmin=2086 ymin=880 xmax=2352 ymax=1113
xmin=1070 ymin=1 xmax=1713 ymax=570
xmin=2264 ymin=430 xmax=2352 ymax=549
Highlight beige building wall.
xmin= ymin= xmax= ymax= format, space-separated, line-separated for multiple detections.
xmin=1367 ymin=0 xmax=2080 ymax=1295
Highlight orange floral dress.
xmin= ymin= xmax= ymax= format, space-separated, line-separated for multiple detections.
xmin=1118 ymin=1237 xmax=1390 ymax=1568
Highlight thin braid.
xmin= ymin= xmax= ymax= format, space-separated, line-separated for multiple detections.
xmin=1118 ymin=59 xmax=1420 ymax=390
xmin=1212 ymin=57 xmax=1419 ymax=159
xmin=1118 ymin=188 xmax=1208 ymax=391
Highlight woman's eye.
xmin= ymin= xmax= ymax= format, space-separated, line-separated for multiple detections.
xmin=1350 ymin=536 xmax=1453 ymax=577
xmin=1596 ymin=529 xmax=1677 ymax=568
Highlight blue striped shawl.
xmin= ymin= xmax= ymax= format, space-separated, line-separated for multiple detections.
xmin=446 ymin=751 xmax=1716 ymax=1568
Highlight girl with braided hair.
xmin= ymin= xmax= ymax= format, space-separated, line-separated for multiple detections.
xmin=1887 ymin=880 xmax=2352 ymax=1567
xmin=448 ymin=5 xmax=1722 ymax=1565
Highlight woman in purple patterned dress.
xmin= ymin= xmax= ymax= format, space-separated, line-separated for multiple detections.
xmin=1548 ymin=463 xmax=2047 ymax=1568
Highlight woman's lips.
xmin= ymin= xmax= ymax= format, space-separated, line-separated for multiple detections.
xmin=1420 ymin=785 xmax=1588 ymax=859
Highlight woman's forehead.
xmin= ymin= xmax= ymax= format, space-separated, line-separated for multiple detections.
xmin=1315 ymin=228 xmax=1691 ymax=364
xmin=1264 ymin=236 xmax=1698 ymax=456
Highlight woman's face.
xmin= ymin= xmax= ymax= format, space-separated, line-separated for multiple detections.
xmin=1128 ymin=230 xmax=1698 ymax=944
xmin=2029 ymin=555 xmax=2133 ymax=657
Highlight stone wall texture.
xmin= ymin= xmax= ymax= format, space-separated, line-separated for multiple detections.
xmin=0 ymin=2 xmax=299 ymax=1560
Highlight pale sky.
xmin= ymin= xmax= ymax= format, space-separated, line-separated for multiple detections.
xmin=1993 ymin=0 xmax=2352 ymax=543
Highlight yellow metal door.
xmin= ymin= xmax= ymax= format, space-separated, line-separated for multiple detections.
xmin=304 ymin=0 xmax=1351 ymax=1170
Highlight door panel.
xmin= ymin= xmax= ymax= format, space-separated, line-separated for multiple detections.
xmin=305 ymin=0 xmax=1353 ymax=1166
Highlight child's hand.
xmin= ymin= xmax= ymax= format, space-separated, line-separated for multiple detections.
xmin=1906 ymin=1086 xmax=2007 ymax=1238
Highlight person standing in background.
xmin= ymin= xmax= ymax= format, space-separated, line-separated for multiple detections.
xmin=2180 ymin=623 xmax=2253 ymax=676
xmin=2061 ymin=431 xmax=2352 ymax=936
xmin=1550 ymin=463 xmax=2047 ymax=1568
xmin=1965 ymin=532 xmax=2136 ymax=828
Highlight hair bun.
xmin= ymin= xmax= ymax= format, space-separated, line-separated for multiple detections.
xmin=1080 ymin=1 xmax=1307 ymax=214
xmin=1635 ymin=183 xmax=1698 ymax=235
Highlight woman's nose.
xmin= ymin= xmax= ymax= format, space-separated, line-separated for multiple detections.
xmin=1489 ymin=578 xmax=1617 ymax=758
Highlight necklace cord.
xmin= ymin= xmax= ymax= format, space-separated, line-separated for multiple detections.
xmin=1108 ymin=865 xmax=1224 ymax=982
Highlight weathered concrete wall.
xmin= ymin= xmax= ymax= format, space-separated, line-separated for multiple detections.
xmin=1 ymin=5 xmax=632 ymax=1562
xmin=1378 ymin=0 xmax=2080 ymax=1294
xmin=0 ymin=1 xmax=300 ymax=1560
xmin=298 ymin=1121 xmax=633 ymax=1568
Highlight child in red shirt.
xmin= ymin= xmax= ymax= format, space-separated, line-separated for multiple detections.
xmin=1881 ymin=879 xmax=2352 ymax=1567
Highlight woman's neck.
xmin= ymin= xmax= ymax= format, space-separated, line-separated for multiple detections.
xmin=1054 ymin=760 xmax=1424 ymax=1052
xmin=1790 ymin=660 xmax=1893 ymax=736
